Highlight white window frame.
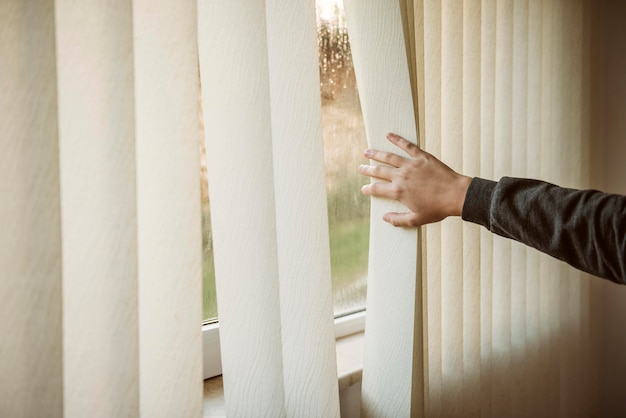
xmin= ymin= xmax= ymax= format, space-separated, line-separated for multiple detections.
xmin=203 ymin=310 xmax=366 ymax=380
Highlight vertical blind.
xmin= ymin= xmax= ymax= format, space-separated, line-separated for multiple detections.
xmin=412 ymin=0 xmax=595 ymax=416
xmin=1 ymin=1 xmax=202 ymax=417
xmin=0 ymin=0 xmax=613 ymax=417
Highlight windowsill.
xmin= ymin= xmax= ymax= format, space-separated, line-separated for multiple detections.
xmin=203 ymin=375 xmax=226 ymax=417
xmin=336 ymin=330 xmax=364 ymax=390
xmin=202 ymin=331 xmax=364 ymax=416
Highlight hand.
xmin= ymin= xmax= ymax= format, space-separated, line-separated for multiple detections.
xmin=359 ymin=132 xmax=472 ymax=227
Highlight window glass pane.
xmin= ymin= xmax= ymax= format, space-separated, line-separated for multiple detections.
xmin=200 ymin=101 xmax=218 ymax=324
xmin=317 ymin=0 xmax=370 ymax=317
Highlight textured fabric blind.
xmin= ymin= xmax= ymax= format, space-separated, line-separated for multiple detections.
xmin=412 ymin=0 xmax=595 ymax=416
xmin=1 ymin=2 xmax=63 ymax=415
xmin=1 ymin=1 xmax=612 ymax=416
xmin=1 ymin=1 xmax=202 ymax=416
xmin=198 ymin=0 xmax=340 ymax=416
xmin=342 ymin=1 xmax=424 ymax=416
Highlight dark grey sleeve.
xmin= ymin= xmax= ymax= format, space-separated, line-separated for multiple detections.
xmin=462 ymin=176 xmax=626 ymax=285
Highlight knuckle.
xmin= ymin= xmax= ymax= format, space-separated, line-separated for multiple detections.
xmin=389 ymin=184 xmax=401 ymax=199
xmin=397 ymin=169 xmax=410 ymax=181
xmin=414 ymin=154 xmax=428 ymax=167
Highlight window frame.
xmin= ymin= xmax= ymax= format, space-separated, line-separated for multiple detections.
xmin=203 ymin=310 xmax=365 ymax=380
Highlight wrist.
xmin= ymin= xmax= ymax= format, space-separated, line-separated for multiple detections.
xmin=451 ymin=175 xmax=472 ymax=217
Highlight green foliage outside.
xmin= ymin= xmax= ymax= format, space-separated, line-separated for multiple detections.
xmin=327 ymin=176 xmax=370 ymax=291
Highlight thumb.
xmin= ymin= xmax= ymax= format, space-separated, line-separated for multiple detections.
xmin=382 ymin=212 xmax=422 ymax=227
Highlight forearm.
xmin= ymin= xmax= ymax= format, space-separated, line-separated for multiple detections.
xmin=462 ymin=177 xmax=626 ymax=285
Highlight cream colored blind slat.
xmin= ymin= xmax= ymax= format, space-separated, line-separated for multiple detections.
xmin=440 ymin=2 xmax=464 ymax=416
xmin=569 ymin=6 xmax=586 ymax=412
xmin=461 ymin=2 xmax=482 ymax=416
xmin=412 ymin=2 xmax=431 ymax=416
xmin=492 ymin=0 xmax=514 ymax=413
xmin=510 ymin=1 xmax=529 ymax=415
xmin=342 ymin=1 xmax=423 ymax=416
xmin=553 ymin=2 xmax=569 ymax=415
xmin=421 ymin=1 xmax=443 ymax=415
xmin=133 ymin=1 xmax=203 ymax=416
xmin=537 ymin=0 xmax=555 ymax=413
xmin=479 ymin=0 xmax=497 ymax=414
xmin=544 ymin=1 xmax=564 ymax=415
xmin=525 ymin=1 xmax=543 ymax=415
xmin=0 ymin=2 xmax=63 ymax=416
xmin=579 ymin=0 xmax=593 ymax=415
xmin=55 ymin=1 xmax=139 ymax=415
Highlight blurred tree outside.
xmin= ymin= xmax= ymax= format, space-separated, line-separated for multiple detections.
xmin=317 ymin=0 xmax=370 ymax=316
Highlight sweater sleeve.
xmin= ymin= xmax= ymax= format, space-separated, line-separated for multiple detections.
xmin=461 ymin=176 xmax=626 ymax=285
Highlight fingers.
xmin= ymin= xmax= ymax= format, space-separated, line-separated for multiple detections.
xmin=363 ymin=133 xmax=421 ymax=167
xmin=362 ymin=180 xmax=404 ymax=201
xmin=358 ymin=164 xmax=394 ymax=181
xmin=386 ymin=133 xmax=422 ymax=158
xmin=382 ymin=212 xmax=422 ymax=227
xmin=364 ymin=148 xmax=407 ymax=168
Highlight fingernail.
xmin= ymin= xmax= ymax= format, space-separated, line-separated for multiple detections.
xmin=359 ymin=164 xmax=367 ymax=171
xmin=382 ymin=214 xmax=390 ymax=222
xmin=386 ymin=133 xmax=397 ymax=141
xmin=361 ymin=185 xmax=368 ymax=193
xmin=364 ymin=149 xmax=373 ymax=157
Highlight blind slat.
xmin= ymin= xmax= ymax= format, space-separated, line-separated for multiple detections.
xmin=579 ymin=0 xmax=593 ymax=415
xmin=440 ymin=2 xmax=465 ymax=415
xmin=0 ymin=2 xmax=63 ymax=416
xmin=538 ymin=0 xmax=558 ymax=414
xmin=525 ymin=1 xmax=543 ymax=415
xmin=133 ymin=1 xmax=203 ymax=416
xmin=510 ymin=1 xmax=529 ymax=415
xmin=479 ymin=0 xmax=497 ymax=414
xmin=343 ymin=1 xmax=423 ymax=415
xmin=421 ymin=0 xmax=443 ymax=415
xmin=462 ymin=1 xmax=482 ymax=416
xmin=55 ymin=1 xmax=139 ymax=415
xmin=491 ymin=0 xmax=514 ymax=415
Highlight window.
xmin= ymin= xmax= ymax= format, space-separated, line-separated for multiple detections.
xmin=317 ymin=0 xmax=370 ymax=317
xmin=201 ymin=0 xmax=369 ymax=325
xmin=201 ymin=0 xmax=369 ymax=380
xmin=199 ymin=98 xmax=218 ymax=324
